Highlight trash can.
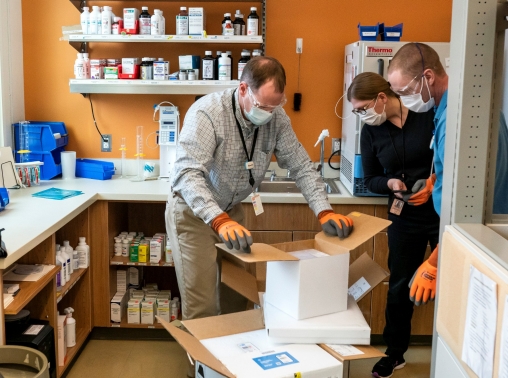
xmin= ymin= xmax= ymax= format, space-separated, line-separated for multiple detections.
xmin=0 ymin=345 xmax=49 ymax=378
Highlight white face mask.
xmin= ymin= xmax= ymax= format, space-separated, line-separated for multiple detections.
xmin=400 ymin=76 xmax=435 ymax=113
xmin=358 ymin=98 xmax=387 ymax=126
xmin=245 ymin=105 xmax=273 ymax=125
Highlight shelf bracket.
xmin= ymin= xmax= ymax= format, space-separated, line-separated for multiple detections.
xmin=69 ymin=41 xmax=87 ymax=53
xmin=70 ymin=0 xmax=85 ymax=12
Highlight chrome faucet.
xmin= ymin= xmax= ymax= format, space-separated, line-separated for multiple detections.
xmin=270 ymin=170 xmax=277 ymax=181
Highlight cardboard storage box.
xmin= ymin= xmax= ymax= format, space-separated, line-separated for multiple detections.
xmin=159 ymin=310 xmax=343 ymax=378
xmin=217 ymin=212 xmax=391 ymax=320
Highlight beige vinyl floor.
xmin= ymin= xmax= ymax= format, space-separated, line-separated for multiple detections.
xmin=65 ymin=339 xmax=431 ymax=378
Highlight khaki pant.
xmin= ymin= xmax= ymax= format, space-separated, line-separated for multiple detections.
xmin=165 ymin=193 xmax=245 ymax=321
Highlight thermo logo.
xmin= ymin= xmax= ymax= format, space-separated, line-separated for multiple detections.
xmin=366 ymin=47 xmax=394 ymax=57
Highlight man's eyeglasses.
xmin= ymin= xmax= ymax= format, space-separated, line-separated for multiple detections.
xmin=352 ymin=98 xmax=376 ymax=115
xmin=247 ymin=86 xmax=287 ymax=112
xmin=391 ymin=74 xmax=423 ymax=96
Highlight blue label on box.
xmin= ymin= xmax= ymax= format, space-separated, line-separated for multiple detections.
xmin=253 ymin=352 xmax=299 ymax=370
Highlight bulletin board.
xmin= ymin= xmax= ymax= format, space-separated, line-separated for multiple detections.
xmin=437 ymin=228 xmax=508 ymax=377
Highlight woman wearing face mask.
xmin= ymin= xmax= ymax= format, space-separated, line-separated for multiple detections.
xmin=347 ymin=72 xmax=440 ymax=378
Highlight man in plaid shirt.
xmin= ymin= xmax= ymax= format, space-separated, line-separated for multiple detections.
xmin=166 ymin=56 xmax=354 ymax=326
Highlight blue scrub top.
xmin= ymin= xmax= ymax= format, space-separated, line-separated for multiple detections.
xmin=433 ymin=90 xmax=448 ymax=216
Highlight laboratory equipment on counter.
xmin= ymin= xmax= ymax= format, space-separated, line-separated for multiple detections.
xmin=131 ymin=125 xmax=145 ymax=182
xmin=314 ymin=130 xmax=340 ymax=194
xmin=340 ymin=40 xmax=450 ymax=196
xmin=158 ymin=106 xmax=180 ymax=178
xmin=120 ymin=137 xmax=127 ymax=178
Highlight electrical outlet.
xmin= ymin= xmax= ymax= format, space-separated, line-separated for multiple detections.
xmin=296 ymin=38 xmax=303 ymax=54
xmin=101 ymin=134 xmax=112 ymax=152
xmin=332 ymin=138 xmax=341 ymax=154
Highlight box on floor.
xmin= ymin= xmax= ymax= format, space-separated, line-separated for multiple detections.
xmin=158 ymin=310 xmax=343 ymax=378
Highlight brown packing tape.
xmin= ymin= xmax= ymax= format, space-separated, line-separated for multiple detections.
xmin=348 ymin=252 xmax=390 ymax=301
xmin=157 ymin=317 xmax=234 ymax=378
xmin=221 ymin=259 xmax=260 ymax=305
xmin=319 ymin=344 xmax=386 ymax=362
xmin=182 ymin=309 xmax=265 ymax=340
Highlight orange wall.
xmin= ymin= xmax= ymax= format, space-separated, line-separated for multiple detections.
xmin=22 ymin=0 xmax=452 ymax=161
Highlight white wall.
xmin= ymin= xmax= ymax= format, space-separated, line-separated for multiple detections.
xmin=0 ymin=0 xmax=25 ymax=148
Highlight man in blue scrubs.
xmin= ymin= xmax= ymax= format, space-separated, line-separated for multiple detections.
xmin=387 ymin=43 xmax=448 ymax=304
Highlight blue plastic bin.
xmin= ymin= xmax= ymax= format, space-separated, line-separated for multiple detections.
xmin=76 ymin=159 xmax=115 ymax=180
xmin=358 ymin=23 xmax=382 ymax=41
xmin=13 ymin=122 xmax=68 ymax=152
xmin=381 ymin=23 xmax=403 ymax=41
xmin=15 ymin=147 xmax=64 ymax=180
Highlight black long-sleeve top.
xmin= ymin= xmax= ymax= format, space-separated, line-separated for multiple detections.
xmin=360 ymin=109 xmax=439 ymax=221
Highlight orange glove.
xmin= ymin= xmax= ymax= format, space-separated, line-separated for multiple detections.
xmin=409 ymin=245 xmax=439 ymax=306
xmin=318 ymin=210 xmax=354 ymax=238
xmin=211 ymin=213 xmax=253 ymax=252
xmin=403 ymin=173 xmax=436 ymax=206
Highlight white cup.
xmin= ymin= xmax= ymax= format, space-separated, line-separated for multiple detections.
xmin=61 ymin=151 xmax=76 ymax=180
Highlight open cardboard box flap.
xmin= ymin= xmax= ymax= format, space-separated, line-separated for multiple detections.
xmin=221 ymin=259 xmax=260 ymax=304
xmin=216 ymin=243 xmax=299 ymax=263
xmin=348 ymin=253 xmax=390 ymax=301
xmin=319 ymin=344 xmax=386 ymax=362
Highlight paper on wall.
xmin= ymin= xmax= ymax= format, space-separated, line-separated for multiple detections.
xmin=326 ymin=344 xmax=364 ymax=357
xmin=348 ymin=277 xmax=371 ymax=301
xmin=461 ymin=265 xmax=497 ymax=378
xmin=498 ymin=295 xmax=508 ymax=377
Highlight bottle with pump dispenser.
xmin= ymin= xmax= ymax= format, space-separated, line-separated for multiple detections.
xmin=139 ymin=7 xmax=151 ymax=35
xmin=218 ymin=53 xmax=231 ymax=81
xmin=63 ymin=241 xmax=74 ymax=275
xmin=76 ymin=237 xmax=90 ymax=269
xmin=81 ymin=7 xmax=90 ymax=34
xmin=56 ymin=251 xmax=67 ymax=286
xmin=64 ymin=308 xmax=76 ymax=347
xmin=176 ymin=7 xmax=188 ymax=35
xmin=60 ymin=246 xmax=71 ymax=282
xmin=247 ymin=7 xmax=259 ymax=36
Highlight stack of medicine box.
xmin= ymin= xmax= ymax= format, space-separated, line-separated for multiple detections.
xmin=13 ymin=121 xmax=69 ymax=180
xmin=127 ymin=284 xmax=172 ymax=324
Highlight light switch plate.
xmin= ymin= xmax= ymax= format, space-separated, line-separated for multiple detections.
xmin=332 ymin=138 xmax=341 ymax=154
xmin=101 ymin=134 xmax=112 ymax=152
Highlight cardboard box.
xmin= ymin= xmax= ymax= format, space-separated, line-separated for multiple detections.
xmin=157 ymin=299 xmax=171 ymax=323
xmin=189 ymin=7 xmax=205 ymax=35
xmin=159 ymin=310 xmax=343 ymax=378
xmin=128 ymin=267 xmax=139 ymax=286
xmin=141 ymin=299 xmax=156 ymax=324
xmin=217 ymin=212 xmax=391 ymax=320
xmin=57 ymin=314 xmax=67 ymax=366
xmin=123 ymin=8 xmax=140 ymax=34
xmin=127 ymin=299 xmax=141 ymax=324
xmin=117 ymin=268 xmax=127 ymax=292
xmin=150 ymin=238 xmax=162 ymax=263
xmin=111 ymin=291 xmax=128 ymax=323
xmin=122 ymin=58 xmax=140 ymax=75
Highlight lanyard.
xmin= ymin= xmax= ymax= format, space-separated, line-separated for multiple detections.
xmin=232 ymin=91 xmax=259 ymax=188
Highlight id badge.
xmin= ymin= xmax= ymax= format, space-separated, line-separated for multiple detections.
xmin=390 ymin=198 xmax=404 ymax=215
xmin=245 ymin=161 xmax=254 ymax=170
xmin=251 ymin=192 xmax=264 ymax=216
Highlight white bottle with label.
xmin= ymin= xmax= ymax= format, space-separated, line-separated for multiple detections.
xmin=64 ymin=308 xmax=76 ymax=347
xmin=55 ymin=257 xmax=63 ymax=291
xmin=60 ymin=247 xmax=71 ymax=282
xmin=76 ymin=237 xmax=90 ymax=269
xmin=74 ymin=53 xmax=85 ymax=79
xmin=82 ymin=52 xmax=90 ymax=79
xmin=150 ymin=10 xmax=161 ymax=35
xmin=114 ymin=237 xmax=122 ymax=256
xmin=81 ymin=7 xmax=90 ymax=34
xmin=73 ymin=250 xmax=79 ymax=270
xmin=89 ymin=6 xmax=100 ymax=34
xmin=101 ymin=6 xmax=113 ymax=35
xmin=218 ymin=53 xmax=231 ymax=81
xmin=160 ymin=11 xmax=165 ymax=35
xmin=63 ymin=241 xmax=74 ymax=275
xmin=56 ymin=251 xmax=67 ymax=286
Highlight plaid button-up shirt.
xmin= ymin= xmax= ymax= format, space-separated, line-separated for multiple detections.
xmin=170 ymin=88 xmax=332 ymax=224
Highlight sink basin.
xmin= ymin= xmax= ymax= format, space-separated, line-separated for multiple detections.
xmin=256 ymin=179 xmax=341 ymax=194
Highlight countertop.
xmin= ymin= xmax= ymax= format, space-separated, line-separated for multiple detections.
xmin=0 ymin=177 xmax=388 ymax=269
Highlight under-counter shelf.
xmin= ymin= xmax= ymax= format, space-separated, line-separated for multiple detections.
xmin=56 ymin=268 xmax=88 ymax=304
xmin=70 ymin=79 xmax=239 ymax=94
xmin=57 ymin=327 xmax=89 ymax=377
xmin=68 ymin=34 xmax=263 ymax=44
xmin=110 ymin=319 xmax=166 ymax=329
xmin=110 ymin=255 xmax=174 ymax=267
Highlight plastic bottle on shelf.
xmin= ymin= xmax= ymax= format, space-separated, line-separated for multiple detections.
xmin=64 ymin=308 xmax=76 ymax=347
xmin=218 ymin=53 xmax=231 ymax=81
xmin=56 ymin=250 xmax=67 ymax=286
xmin=55 ymin=256 xmax=63 ymax=291
xmin=176 ymin=7 xmax=188 ymax=35
xmin=76 ymin=237 xmax=90 ymax=269
xmin=139 ymin=7 xmax=151 ymax=35
xmin=82 ymin=52 xmax=90 ymax=79
xmin=202 ymin=51 xmax=215 ymax=81
xmin=112 ymin=17 xmax=123 ymax=35
xmin=150 ymin=9 xmax=161 ymax=35
xmin=252 ymin=50 xmax=262 ymax=57
xmin=247 ymin=7 xmax=259 ymax=36
xmin=81 ymin=7 xmax=90 ymax=34
xmin=227 ymin=51 xmax=234 ymax=80
xmin=222 ymin=13 xmax=232 ymax=35
xmin=101 ymin=6 xmax=113 ymax=34
xmin=114 ymin=237 xmax=122 ymax=256
xmin=122 ymin=239 xmax=129 ymax=257
xmin=89 ymin=6 xmax=100 ymax=34
xmin=223 ymin=20 xmax=234 ymax=36
xmin=74 ymin=53 xmax=85 ymax=80
xmin=160 ymin=11 xmax=166 ymax=35
xmin=214 ymin=51 xmax=222 ymax=80
xmin=233 ymin=11 xmax=246 ymax=36
xmin=60 ymin=246 xmax=71 ymax=281
xmin=63 ymin=241 xmax=74 ymax=275
xmin=238 ymin=51 xmax=251 ymax=80
xmin=73 ymin=250 xmax=79 ymax=270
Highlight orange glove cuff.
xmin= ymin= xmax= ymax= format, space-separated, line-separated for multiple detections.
xmin=318 ymin=210 xmax=334 ymax=222
xmin=428 ymin=245 xmax=439 ymax=267
xmin=211 ymin=213 xmax=232 ymax=232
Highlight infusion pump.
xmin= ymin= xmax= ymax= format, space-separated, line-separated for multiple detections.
xmin=158 ymin=106 xmax=179 ymax=178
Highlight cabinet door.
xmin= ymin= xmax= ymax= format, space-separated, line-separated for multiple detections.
xmin=293 ymin=231 xmax=318 ymax=241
